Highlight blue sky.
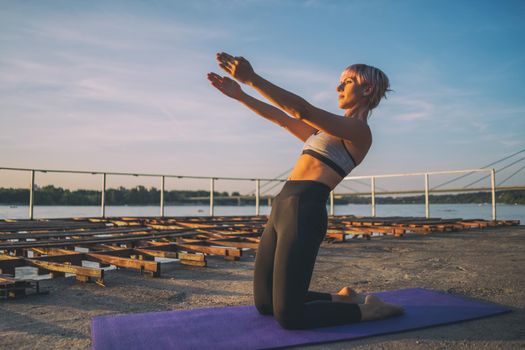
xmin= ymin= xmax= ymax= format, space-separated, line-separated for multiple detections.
xmin=1 ymin=0 xmax=524 ymax=193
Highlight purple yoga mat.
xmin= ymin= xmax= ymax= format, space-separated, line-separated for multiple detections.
xmin=91 ymin=288 xmax=510 ymax=350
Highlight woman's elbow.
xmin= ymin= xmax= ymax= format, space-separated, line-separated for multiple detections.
xmin=288 ymin=104 xmax=311 ymax=121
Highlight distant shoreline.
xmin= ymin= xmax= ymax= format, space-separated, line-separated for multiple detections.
xmin=1 ymin=186 xmax=524 ymax=205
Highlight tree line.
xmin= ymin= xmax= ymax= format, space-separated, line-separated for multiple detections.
xmin=0 ymin=185 xmax=523 ymax=205
xmin=0 ymin=185 xmax=239 ymax=205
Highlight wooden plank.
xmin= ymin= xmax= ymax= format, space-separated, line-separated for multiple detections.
xmin=174 ymin=243 xmax=242 ymax=257
xmin=0 ymin=227 xmax=151 ymax=240
xmin=179 ymin=259 xmax=206 ymax=267
xmin=134 ymin=248 xmax=179 ymax=259
xmin=0 ymin=254 xmax=18 ymax=260
xmin=26 ymin=259 xmax=103 ymax=279
xmin=95 ymin=244 xmax=126 ymax=251
xmin=0 ymin=229 xmax=197 ymax=250
xmin=457 ymin=221 xmax=482 ymax=229
xmin=177 ymin=252 xmax=205 ymax=262
xmin=0 ymin=219 xmax=107 ymax=233
xmin=0 ymin=274 xmax=17 ymax=284
xmin=31 ymin=248 xmax=78 ymax=256
xmin=204 ymin=239 xmax=259 ymax=250
xmin=326 ymin=233 xmax=346 ymax=242
xmin=86 ymin=253 xmax=161 ymax=277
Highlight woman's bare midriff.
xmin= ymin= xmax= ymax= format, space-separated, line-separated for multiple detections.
xmin=287 ymin=154 xmax=345 ymax=191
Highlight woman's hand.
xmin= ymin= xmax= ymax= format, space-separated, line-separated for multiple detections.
xmin=216 ymin=52 xmax=255 ymax=84
xmin=207 ymin=72 xmax=244 ymax=100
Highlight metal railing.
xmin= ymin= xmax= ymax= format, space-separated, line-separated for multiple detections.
xmin=0 ymin=166 xmax=498 ymax=220
xmin=341 ymin=168 xmax=497 ymax=220
xmin=1 ymin=167 xmax=286 ymax=220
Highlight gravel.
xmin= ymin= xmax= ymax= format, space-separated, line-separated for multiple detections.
xmin=1 ymin=225 xmax=524 ymax=350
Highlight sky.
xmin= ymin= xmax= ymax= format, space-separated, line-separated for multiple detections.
xmin=1 ymin=0 xmax=524 ymax=195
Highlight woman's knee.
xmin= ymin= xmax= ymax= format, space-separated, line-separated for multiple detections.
xmin=254 ymin=292 xmax=273 ymax=315
xmin=275 ymin=315 xmax=303 ymax=330
xmin=274 ymin=308 xmax=304 ymax=330
xmin=255 ymin=301 xmax=273 ymax=315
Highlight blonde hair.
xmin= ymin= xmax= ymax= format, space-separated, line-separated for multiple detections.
xmin=344 ymin=64 xmax=391 ymax=115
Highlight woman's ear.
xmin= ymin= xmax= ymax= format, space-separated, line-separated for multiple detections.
xmin=362 ymin=85 xmax=373 ymax=97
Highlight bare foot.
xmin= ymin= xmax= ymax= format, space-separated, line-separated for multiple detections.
xmin=331 ymin=287 xmax=366 ymax=304
xmin=359 ymin=295 xmax=405 ymax=321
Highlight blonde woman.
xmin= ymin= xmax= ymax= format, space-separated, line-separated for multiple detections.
xmin=207 ymin=53 xmax=403 ymax=330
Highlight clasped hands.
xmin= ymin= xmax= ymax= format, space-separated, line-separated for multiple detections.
xmin=207 ymin=52 xmax=256 ymax=100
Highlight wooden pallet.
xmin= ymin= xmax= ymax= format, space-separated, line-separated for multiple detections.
xmin=0 ymin=274 xmax=48 ymax=299
xmin=0 ymin=215 xmax=519 ymax=293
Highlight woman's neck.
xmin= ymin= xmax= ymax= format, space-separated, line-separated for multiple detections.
xmin=344 ymin=105 xmax=369 ymax=122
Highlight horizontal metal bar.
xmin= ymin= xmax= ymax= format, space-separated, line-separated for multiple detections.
xmin=1 ymin=166 xmax=493 ymax=183
xmin=336 ymin=185 xmax=522 ymax=196
xmin=0 ymin=167 xmax=287 ymax=182
xmin=344 ymin=168 xmax=492 ymax=180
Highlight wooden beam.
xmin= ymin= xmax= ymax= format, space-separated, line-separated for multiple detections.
xmin=31 ymin=248 xmax=77 ymax=256
xmin=134 ymin=248 xmax=207 ymax=267
xmin=174 ymin=243 xmax=242 ymax=257
xmin=204 ymin=239 xmax=259 ymax=250
xmin=86 ymin=253 xmax=161 ymax=277
xmin=25 ymin=259 xmax=103 ymax=281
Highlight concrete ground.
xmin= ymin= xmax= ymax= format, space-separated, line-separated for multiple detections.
xmin=1 ymin=225 xmax=524 ymax=349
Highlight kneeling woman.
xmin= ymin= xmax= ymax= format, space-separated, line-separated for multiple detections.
xmin=207 ymin=53 xmax=404 ymax=330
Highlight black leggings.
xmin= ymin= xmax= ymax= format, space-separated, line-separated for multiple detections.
xmin=253 ymin=180 xmax=362 ymax=329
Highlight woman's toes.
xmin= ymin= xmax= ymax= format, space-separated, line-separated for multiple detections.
xmin=364 ymin=294 xmax=382 ymax=305
xmin=333 ymin=287 xmax=366 ymax=304
xmin=337 ymin=287 xmax=363 ymax=300
xmin=337 ymin=287 xmax=354 ymax=296
xmin=362 ymin=295 xmax=404 ymax=320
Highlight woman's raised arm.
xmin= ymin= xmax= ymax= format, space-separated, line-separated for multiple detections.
xmin=216 ymin=52 xmax=310 ymax=120
xmin=216 ymin=52 xmax=371 ymax=146
xmin=207 ymin=72 xmax=317 ymax=142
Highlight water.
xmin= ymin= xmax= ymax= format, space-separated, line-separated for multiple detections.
xmin=1 ymin=203 xmax=523 ymax=223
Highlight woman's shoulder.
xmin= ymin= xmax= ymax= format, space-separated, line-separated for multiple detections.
xmin=341 ymin=123 xmax=372 ymax=152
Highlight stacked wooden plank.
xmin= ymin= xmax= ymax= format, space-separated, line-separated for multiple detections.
xmin=324 ymin=216 xmax=520 ymax=242
xmin=0 ymin=215 xmax=519 ymax=298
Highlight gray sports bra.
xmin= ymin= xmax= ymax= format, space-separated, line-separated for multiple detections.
xmin=301 ymin=130 xmax=357 ymax=178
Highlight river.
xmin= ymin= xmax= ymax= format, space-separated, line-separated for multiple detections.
xmin=1 ymin=203 xmax=523 ymax=223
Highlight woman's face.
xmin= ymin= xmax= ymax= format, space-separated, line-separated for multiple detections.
xmin=336 ymin=70 xmax=365 ymax=110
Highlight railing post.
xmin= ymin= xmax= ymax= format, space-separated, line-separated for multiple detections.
xmin=371 ymin=177 xmax=376 ymax=217
xmin=29 ymin=170 xmax=35 ymax=220
xmin=160 ymin=176 xmax=165 ymax=217
xmin=255 ymin=179 xmax=260 ymax=216
xmin=491 ymin=168 xmax=497 ymax=221
xmin=329 ymin=190 xmax=334 ymax=216
xmin=101 ymin=173 xmax=106 ymax=218
xmin=424 ymin=173 xmax=430 ymax=218
xmin=209 ymin=178 xmax=215 ymax=217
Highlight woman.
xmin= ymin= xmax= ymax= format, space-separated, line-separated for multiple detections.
xmin=207 ymin=52 xmax=404 ymax=330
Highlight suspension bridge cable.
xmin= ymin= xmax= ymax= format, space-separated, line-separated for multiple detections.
xmin=259 ymin=167 xmax=293 ymax=187
xmin=463 ymin=155 xmax=525 ymax=188
xmin=246 ymin=167 xmax=293 ymax=195
xmin=431 ymin=148 xmax=525 ymax=190
xmin=334 ymin=183 xmax=359 ymax=193
xmin=341 ymin=178 xmax=388 ymax=192
xmin=497 ymin=164 xmax=525 ymax=186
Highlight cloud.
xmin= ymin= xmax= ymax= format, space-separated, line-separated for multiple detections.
xmin=386 ymin=96 xmax=434 ymax=122
xmin=1 ymin=2 xmax=524 ymax=187
xmin=0 ymin=13 xmax=282 ymax=161
xmin=11 ymin=11 xmax=230 ymax=51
